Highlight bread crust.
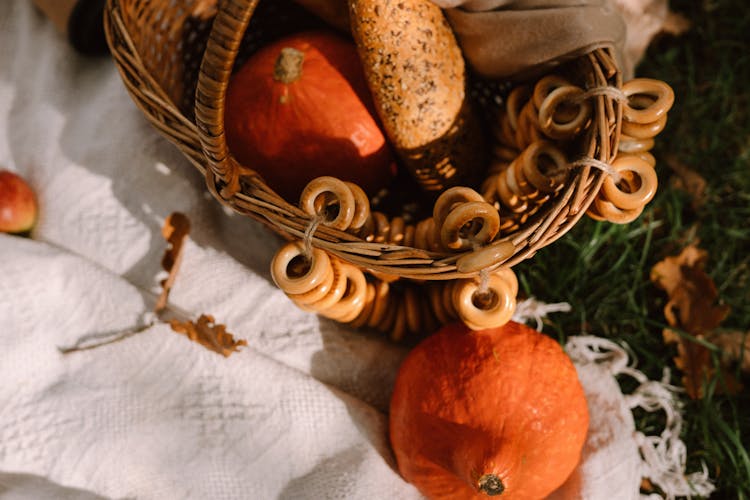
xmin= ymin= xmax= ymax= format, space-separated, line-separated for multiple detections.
xmin=349 ymin=0 xmax=487 ymax=192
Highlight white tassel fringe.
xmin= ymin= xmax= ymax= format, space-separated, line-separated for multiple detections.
xmin=566 ymin=336 xmax=716 ymax=500
xmin=512 ymin=297 xmax=572 ymax=332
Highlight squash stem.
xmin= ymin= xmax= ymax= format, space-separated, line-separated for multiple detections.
xmin=274 ymin=47 xmax=305 ymax=84
xmin=478 ymin=474 xmax=505 ymax=496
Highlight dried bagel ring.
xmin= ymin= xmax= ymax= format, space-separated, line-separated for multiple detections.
xmin=594 ymin=196 xmax=645 ymax=224
xmin=403 ymin=287 xmax=422 ymax=335
xmin=389 ymin=216 xmax=406 ymax=244
xmin=532 ymin=74 xmax=574 ymax=110
xmin=493 ymin=267 xmax=519 ymax=298
xmin=371 ymin=211 xmax=391 ymax=243
xmin=452 ymin=274 xmax=516 ymax=331
xmin=428 ymin=283 xmax=454 ymax=325
xmin=379 ymin=291 xmax=401 ymax=334
xmin=512 ymin=159 xmax=544 ymax=202
xmin=496 ymin=175 xmax=529 ymax=213
xmin=441 ymin=201 xmax=501 ymax=251
xmin=482 ymin=174 xmax=501 ymax=203
xmin=633 ymin=151 xmax=656 ymax=167
xmin=300 ymin=176 xmax=356 ymax=230
xmin=515 ymin=100 xmax=544 ymax=148
xmin=414 ymin=217 xmax=437 ymax=251
xmin=621 ymin=113 xmax=668 ymax=139
xmin=622 ymin=78 xmax=674 ymax=124
xmin=442 ymin=280 xmax=458 ymax=319
xmin=433 ymin=186 xmax=486 ymax=230
xmin=618 ymin=134 xmax=655 ymax=154
xmin=299 ymin=257 xmax=347 ymax=312
xmin=320 ymin=263 xmax=368 ymax=322
xmin=506 ymin=158 xmax=537 ymax=198
xmin=586 ymin=202 xmax=608 ymax=221
xmin=271 ymin=241 xmax=332 ymax=295
xmin=538 ymin=85 xmax=592 ymax=140
xmin=343 ymin=181 xmax=371 ymax=231
xmin=402 ymin=223 xmax=416 ymax=248
xmin=367 ymin=280 xmax=392 ymax=329
xmin=288 ymin=263 xmax=336 ymax=305
xmin=390 ymin=301 xmax=408 ymax=342
xmin=348 ymin=281 xmax=377 ymax=329
xmin=602 ymin=155 xmax=658 ymax=210
xmin=419 ymin=292 xmax=440 ymax=336
xmin=518 ymin=141 xmax=567 ymax=194
xmin=506 ymin=84 xmax=532 ymax=132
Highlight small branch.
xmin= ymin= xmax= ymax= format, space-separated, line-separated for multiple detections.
xmin=58 ymin=321 xmax=156 ymax=354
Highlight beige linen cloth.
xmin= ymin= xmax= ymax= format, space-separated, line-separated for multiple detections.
xmin=430 ymin=0 xmax=629 ymax=79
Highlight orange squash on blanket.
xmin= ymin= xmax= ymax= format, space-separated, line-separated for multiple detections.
xmin=389 ymin=321 xmax=589 ymax=499
xmin=225 ymin=31 xmax=396 ymax=201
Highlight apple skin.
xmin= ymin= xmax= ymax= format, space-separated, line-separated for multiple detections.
xmin=0 ymin=170 xmax=38 ymax=234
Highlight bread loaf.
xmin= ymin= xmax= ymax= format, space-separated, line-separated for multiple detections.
xmin=348 ymin=0 xmax=488 ymax=193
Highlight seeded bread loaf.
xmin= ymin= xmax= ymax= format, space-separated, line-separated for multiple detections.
xmin=348 ymin=0 xmax=488 ymax=193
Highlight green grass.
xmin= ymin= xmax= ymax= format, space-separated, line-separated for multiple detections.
xmin=515 ymin=1 xmax=750 ymax=497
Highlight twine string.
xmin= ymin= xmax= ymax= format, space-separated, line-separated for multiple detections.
xmin=571 ymin=85 xmax=629 ymax=104
xmin=467 ymin=235 xmax=494 ymax=299
xmin=569 ymin=157 xmax=622 ymax=183
xmin=302 ymin=215 xmax=323 ymax=261
xmin=477 ymin=267 xmax=491 ymax=297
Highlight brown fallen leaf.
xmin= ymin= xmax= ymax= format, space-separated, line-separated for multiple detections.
xmin=665 ymin=155 xmax=707 ymax=210
xmin=157 ymin=213 xmax=247 ymax=358
xmin=155 ymin=212 xmax=191 ymax=313
xmin=170 ymin=314 xmax=247 ymax=358
xmin=651 ymin=245 xmax=734 ymax=398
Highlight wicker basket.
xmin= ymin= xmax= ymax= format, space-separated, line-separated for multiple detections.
xmin=104 ymin=0 xmax=625 ymax=279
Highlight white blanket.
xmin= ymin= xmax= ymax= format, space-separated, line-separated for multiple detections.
xmin=0 ymin=1 xmax=657 ymax=498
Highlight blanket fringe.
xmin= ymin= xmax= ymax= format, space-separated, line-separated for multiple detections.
xmin=512 ymin=297 xmax=572 ymax=332
xmin=566 ymin=336 xmax=716 ymax=500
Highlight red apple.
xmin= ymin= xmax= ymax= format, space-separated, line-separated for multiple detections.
xmin=0 ymin=170 xmax=38 ymax=234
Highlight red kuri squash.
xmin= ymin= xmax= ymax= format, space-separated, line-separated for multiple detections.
xmin=225 ymin=31 xmax=396 ymax=201
xmin=389 ymin=321 xmax=589 ymax=499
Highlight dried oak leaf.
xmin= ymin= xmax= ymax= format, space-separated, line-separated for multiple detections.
xmin=155 ymin=212 xmax=191 ymax=313
xmin=650 ymin=245 xmax=733 ymax=398
xmin=170 ymin=314 xmax=247 ymax=357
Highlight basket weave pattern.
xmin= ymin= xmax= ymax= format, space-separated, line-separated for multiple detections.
xmin=104 ymin=0 xmax=623 ymax=281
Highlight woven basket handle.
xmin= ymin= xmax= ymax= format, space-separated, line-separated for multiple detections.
xmin=194 ymin=0 xmax=260 ymax=199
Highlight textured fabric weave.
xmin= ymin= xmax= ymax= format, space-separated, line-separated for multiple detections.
xmin=0 ymin=2 xmax=652 ymax=498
